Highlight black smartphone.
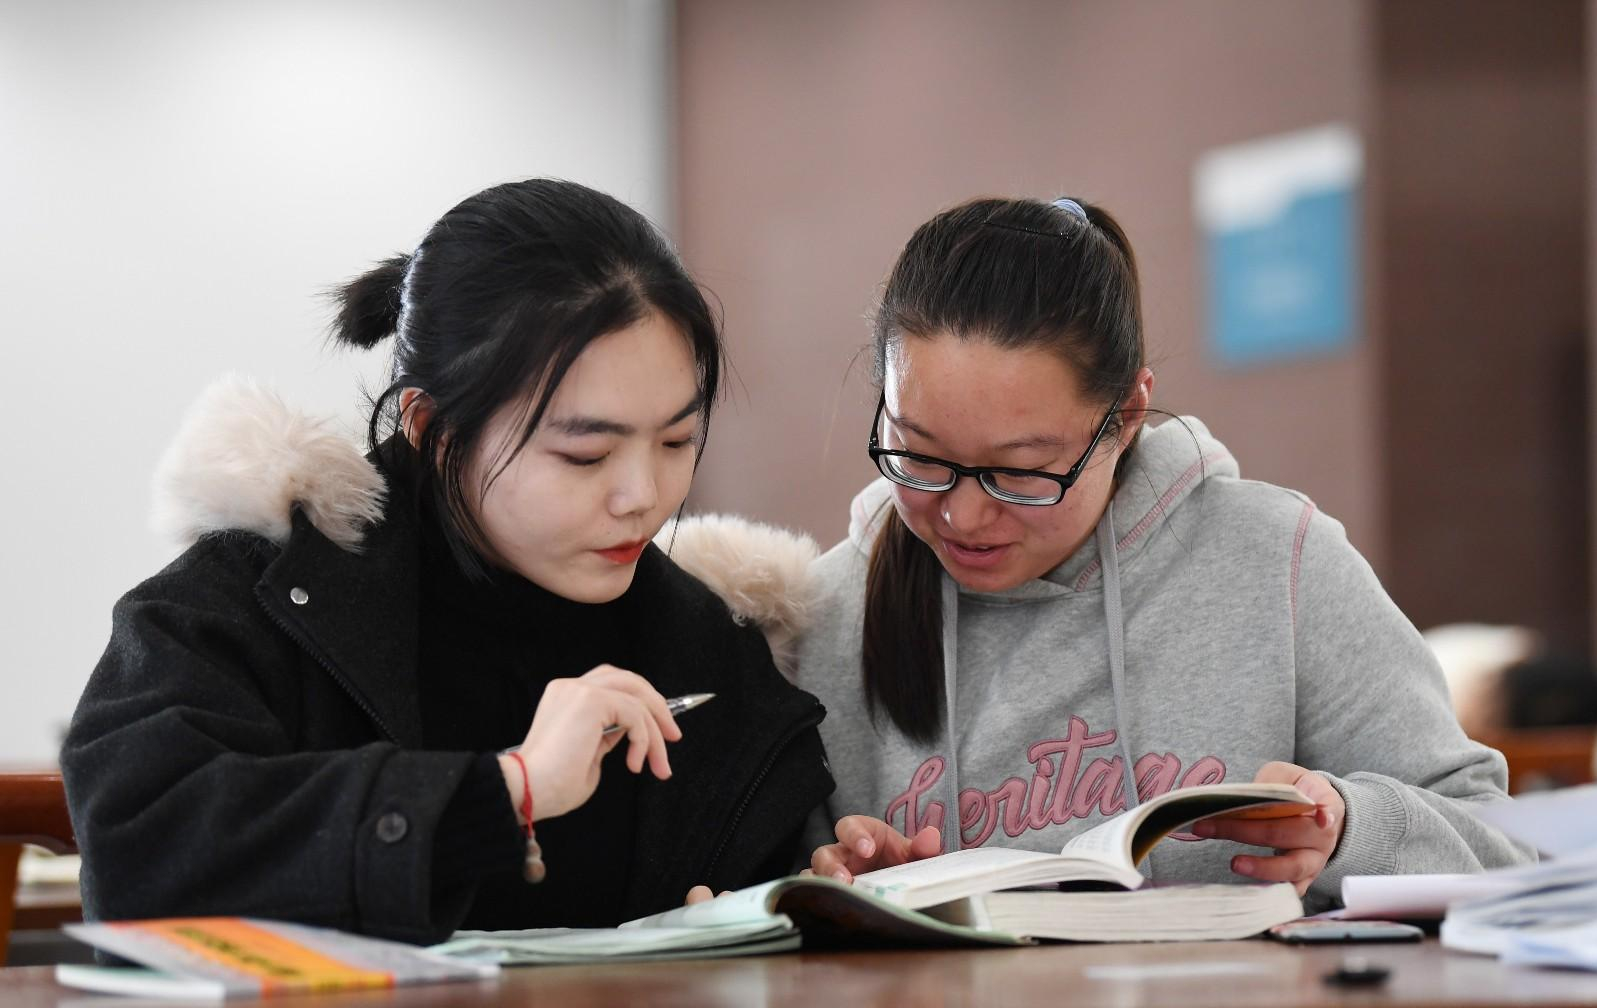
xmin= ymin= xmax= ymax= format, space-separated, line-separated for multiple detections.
xmin=1267 ymin=919 xmax=1424 ymax=944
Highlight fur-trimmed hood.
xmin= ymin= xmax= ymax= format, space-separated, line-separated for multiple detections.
xmin=152 ymin=376 xmax=819 ymax=673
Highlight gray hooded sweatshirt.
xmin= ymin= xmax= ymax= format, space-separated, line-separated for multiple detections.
xmin=795 ymin=416 xmax=1533 ymax=910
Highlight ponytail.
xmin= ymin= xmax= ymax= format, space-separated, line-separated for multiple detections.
xmin=862 ymin=508 xmax=946 ymax=743
xmin=330 ymin=254 xmax=410 ymax=349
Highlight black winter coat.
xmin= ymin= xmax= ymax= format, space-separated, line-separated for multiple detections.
xmin=62 ymin=490 xmax=834 ymax=944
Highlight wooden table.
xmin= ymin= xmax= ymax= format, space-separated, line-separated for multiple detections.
xmin=4 ymin=937 xmax=1597 ymax=1006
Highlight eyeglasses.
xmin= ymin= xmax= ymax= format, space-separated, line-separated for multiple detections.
xmin=866 ymin=393 xmax=1120 ymax=506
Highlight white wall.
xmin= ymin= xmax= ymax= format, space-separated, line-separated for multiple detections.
xmin=0 ymin=0 xmax=673 ymax=763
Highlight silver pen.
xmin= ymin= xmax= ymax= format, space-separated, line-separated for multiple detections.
xmin=626 ymin=691 xmax=716 ymax=733
xmin=499 ymin=692 xmax=716 ymax=753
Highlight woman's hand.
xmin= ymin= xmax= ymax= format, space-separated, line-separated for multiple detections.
xmin=1190 ymin=761 xmax=1346 ymax=895
xmin=684 ymin=885 xmax=730 ymax=905
xmin=498 ymin=665 xmax=681 ymax=822
xmin=807 ymin=816 xmax=942 ymax=884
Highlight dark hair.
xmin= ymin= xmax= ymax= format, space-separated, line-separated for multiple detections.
xmin=863 ymin=196 xmax=1146 ymax=742
xmin=329 ymin=178 xmax=722 ymax=580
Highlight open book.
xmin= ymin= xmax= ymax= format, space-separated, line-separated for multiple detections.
xmin=845 ymin=781 xmax=1314 ymax=904
xmin=56 ymin=918 xmax=497 ymax=1000
xmin=435 ymin=781 xmax=1311 ymax=964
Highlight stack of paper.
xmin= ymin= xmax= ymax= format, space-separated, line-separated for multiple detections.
xmin=1334 ymin=785 xmax=1597 ymax=969
xmin=1439 ymin=849 xmax=1597 ymax=965
xmin=1440 ymin=785 xmax=1597 ymax=970
xmin=1336 ymin=872 xmax=1522 ymax=920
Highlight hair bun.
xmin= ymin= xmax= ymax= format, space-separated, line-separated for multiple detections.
xmin=330 ymin=254 xmax=410 ymax=349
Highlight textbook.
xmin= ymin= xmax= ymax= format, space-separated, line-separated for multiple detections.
xmin=55 ymin=917 xmax=497 ymax=1001
xmin=840 ymin=781 xmax=1315 ymax=904
xmin=436 ymin=782 xmax=1311 ymax=964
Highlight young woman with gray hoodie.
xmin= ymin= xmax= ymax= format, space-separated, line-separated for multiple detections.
xmin=797 ymin=195 xmax=1533 ymax=913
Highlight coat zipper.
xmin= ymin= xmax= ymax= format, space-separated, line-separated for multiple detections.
xmin=254 ymin=588 xmax=400 ymax=744
xmin=703 ymin=701 xmax=824 ymax=878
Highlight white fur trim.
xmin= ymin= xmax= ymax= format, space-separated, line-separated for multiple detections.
xmin=151 ymin=375 xmax=386 ymax=552
xmin=657 ymin=514 xmax=819 ymax=679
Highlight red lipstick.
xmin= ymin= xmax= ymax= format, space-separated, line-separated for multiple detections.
xmin=597 ymin=540 xmax=647 ymax=565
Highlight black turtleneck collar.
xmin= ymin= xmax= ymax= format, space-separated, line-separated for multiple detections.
xmin=413 ymin=489 xmax=641 ymax=752
xmin=410 ymin=479 xmax=643 ymax=927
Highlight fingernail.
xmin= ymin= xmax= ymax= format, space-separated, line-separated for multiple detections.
xmin=834 ymin=868 xmax=851 ymax=883
xmin=1234 ymin=856 xmax=1254 ymax=874
xmin=859 ymin=839 xmax=875 ymax=858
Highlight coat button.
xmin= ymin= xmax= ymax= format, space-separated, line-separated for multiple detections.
xmin=376 ymin=812 xmax=409 ymax=843
xmin=289 ymin=587 xmax=309 ymax=605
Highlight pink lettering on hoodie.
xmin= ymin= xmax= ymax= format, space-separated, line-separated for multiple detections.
xmin=881 ymin=718 xmax=1228 ymax=850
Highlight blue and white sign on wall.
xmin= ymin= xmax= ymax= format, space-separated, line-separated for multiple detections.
xmin=1194 ymin=124 xmax=1362 ymax=367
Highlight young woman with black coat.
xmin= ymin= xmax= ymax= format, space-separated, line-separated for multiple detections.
xmin=61 ymin=178 xmax=834 ymax=944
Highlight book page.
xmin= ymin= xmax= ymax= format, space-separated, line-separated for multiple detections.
xmin=616 ymin=875 xmax=1030 ymax=952
xmin=854 ymin=847 xmax=1141 ymax=907
xmin=434 ymin=922 xmax=797 ymax=965
xmin=1123 ymin=785 xmax=1312 ymax=864
xmin=55 ymin=965 xmax=228 ymax=1001
xmin=621 ymin=878 xmax=791 ymax=930
xmin=849 ymin=849 xmax=1085 ymax=900
xmin=852 ymin=847 xmax=1066 ymax=903
xmin=772 ymin=882 xmax=1027 ymax=948
xmin=1060 ymin=783 xmax=1313 ymax=867
xmin=978 ymin=882 xmax=1302 ymax=942
xmin=1060 ymin=814 xmax=1137 ymax=862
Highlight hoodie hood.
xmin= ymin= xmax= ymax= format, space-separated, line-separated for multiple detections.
xmin=845 ymin=415 xmax=1239 ymax=596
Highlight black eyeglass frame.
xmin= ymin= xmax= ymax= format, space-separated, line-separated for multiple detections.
xmin=866 ymin=392 xmax=1121 ymax=506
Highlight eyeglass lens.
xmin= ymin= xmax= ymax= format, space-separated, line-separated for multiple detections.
xmin=876 ymin=453 xmax=1061 ymax=504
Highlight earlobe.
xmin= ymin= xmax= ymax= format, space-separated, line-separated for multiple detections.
xmin=398 ymin=388 xmax=437 ymax=450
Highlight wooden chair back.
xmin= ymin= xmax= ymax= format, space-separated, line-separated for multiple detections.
xmin=1478 ymin=727 xmax=1597 ymax=794
xmin=0 ymin=772 xmax=76 ymax=967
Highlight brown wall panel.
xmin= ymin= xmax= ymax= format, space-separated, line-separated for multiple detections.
xmin=1591 ymin=0 xmax=1597 ymax=659
xmin=1377 ymin=0 xmax=1588 ymax=648
xmin=676 ymin=0 xmax=1386 ymax=570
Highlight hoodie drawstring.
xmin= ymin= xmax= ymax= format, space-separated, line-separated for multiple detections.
xmin=938 ymin=574 xmax=961 ymax=851
xmin=1096 ymin=508 xmax=1143 ymax=821
xmin=938 ymin=507 xmax=1143 ymax=864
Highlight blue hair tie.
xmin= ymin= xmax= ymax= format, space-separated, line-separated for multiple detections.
xmin=1052 ymin=197 xmax=1088 ymax=221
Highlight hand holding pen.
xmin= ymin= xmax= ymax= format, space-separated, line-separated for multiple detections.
xmin=605 ymin=692 xmax=714 ymax=734
xmin=497 ymin=668 xmax=715 ymax=822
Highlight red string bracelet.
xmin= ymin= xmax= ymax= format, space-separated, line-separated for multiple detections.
xmin=510 ymin=750 xmax=545 ymax=883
